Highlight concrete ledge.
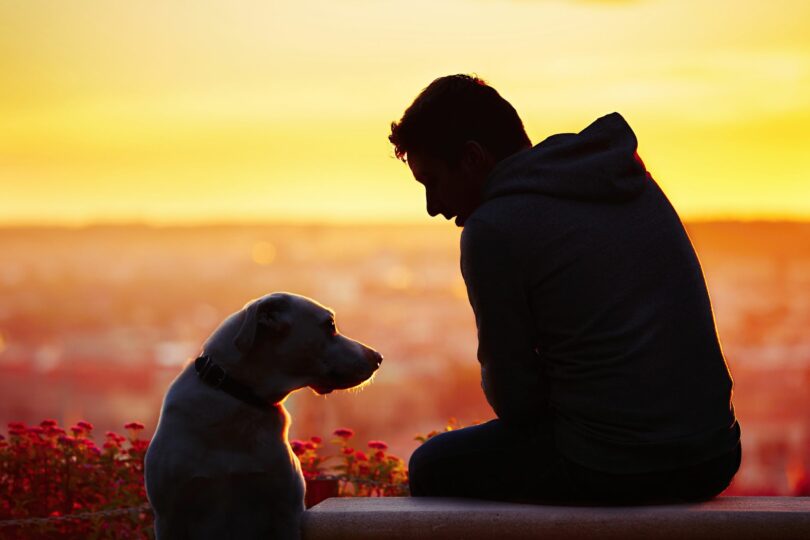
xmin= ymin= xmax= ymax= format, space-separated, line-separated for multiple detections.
xmin=301 ymin=497 xmax=810 ymax=540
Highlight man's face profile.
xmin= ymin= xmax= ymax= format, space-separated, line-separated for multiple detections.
xmin=406 ymin=148 xmax=485 ymax=228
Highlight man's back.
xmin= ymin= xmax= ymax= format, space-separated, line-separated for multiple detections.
xmin=392 ymin=75 xmax=740 ymax=501
xmin=461 ymin=112 xmax=740 ymax=474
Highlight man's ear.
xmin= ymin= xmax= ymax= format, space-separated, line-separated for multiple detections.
xmin=461 ymin=141 xmax=487 ymax=170
xmin=233 ymin=296 xmax=289 ymax=355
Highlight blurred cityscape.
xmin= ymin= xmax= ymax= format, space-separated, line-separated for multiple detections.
xmin=0 ymin=221 xmax=808 ymax=495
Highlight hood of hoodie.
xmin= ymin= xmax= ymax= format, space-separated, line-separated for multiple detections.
xmin=482 ymin=112 xmax=649 ymax=203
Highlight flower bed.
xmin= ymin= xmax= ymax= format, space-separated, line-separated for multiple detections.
xmin=0 ymin=419 xmax=442 ymax=538
xmin=292 ymin=428 xmax=409 ymax=506
xmin=0 ymin=420 xmax=151 ymax=539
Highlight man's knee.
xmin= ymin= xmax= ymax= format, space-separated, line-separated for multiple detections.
xmin=408 ymin=435 xmax=441 ymax=496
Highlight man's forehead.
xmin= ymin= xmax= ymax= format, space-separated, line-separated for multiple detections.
xmin=406 ymin=151 xmax=440 ymax=179
xmin=405 ymin=154 xmax=421 ymax=174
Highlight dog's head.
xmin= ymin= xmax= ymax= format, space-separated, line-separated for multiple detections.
xmin=203 ymin=292 xmax=382 ymax=399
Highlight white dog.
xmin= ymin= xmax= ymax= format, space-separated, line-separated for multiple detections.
xmin=145 ymin=292 xmax=382 ymax=539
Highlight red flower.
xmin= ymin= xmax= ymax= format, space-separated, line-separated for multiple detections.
xmin=368 ymin=440 xmax=388 ymax=451
xmin=1 ymin=417 xmax=158 ymax=536
xmin=290 ymin=440 xmax=307 ymax=456
xmin=374 ymin=450 xmax=385 ymax=460
xmin=8 ymin=422 xmax=26 ymax=436
xmin=124 ymin=421 xmax=144 ymax=430
xmin=310 ymin=436 xmax=322 ymax=444
xmin=342 ymin=446 xmax=354 ymax=455
xmin=304 ymin=441 xmax=316 ymax=450
xmin=130 ymin=439 xmax=150 ymax=452
xmin=333 ymin=427 xmax=354 ymax=439
xmin=45 ymin=426 xmax=66 ymax=437
xmin=76 ymin=437 xmax=96 ymax=449
xmin=355 ymin=450 xmax=368 ymax=461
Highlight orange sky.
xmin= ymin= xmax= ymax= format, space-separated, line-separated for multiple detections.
xmin=1 ymin=0 xmax=808 ymax=225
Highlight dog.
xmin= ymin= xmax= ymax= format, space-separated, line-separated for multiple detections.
xmin=145 ymin=292 xmax=382 ymax=539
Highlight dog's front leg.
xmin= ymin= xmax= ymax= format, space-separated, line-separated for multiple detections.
xmin=178 ymin=473 xmax=303 ymax=540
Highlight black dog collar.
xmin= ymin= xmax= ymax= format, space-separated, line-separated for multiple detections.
xmin=194 ymin=355 xmax=270 ymax=410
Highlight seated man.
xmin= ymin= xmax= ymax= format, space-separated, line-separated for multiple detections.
xmin=389 ymin=74 xmax=741 ymax=504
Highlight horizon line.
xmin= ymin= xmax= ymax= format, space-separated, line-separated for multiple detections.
xmin=1 ymin=216 xmax=809 ymax=229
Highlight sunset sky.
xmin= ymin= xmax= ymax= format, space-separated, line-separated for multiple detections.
xmin=1 ymin=0 xmax=808 ymax=225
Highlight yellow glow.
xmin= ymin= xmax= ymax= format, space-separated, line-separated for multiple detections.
xmin=383 ymin=266 xmax=414 ymax=291
xmin=1 ymin=0 xmax=808 ymax=224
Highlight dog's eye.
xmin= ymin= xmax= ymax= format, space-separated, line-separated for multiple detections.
xmin=323 ymin=320 xmax=337 ymax=337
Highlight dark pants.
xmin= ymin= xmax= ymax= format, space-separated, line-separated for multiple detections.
xmin=408 ymin=418 xmax=741 ymax=505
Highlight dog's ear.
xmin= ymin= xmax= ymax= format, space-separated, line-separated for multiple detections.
xmin=233 ymin=296 xmax=289 ymax=355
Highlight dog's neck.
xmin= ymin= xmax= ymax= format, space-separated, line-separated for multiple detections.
xmin=194 ymin=354 xmax=291 ymax=409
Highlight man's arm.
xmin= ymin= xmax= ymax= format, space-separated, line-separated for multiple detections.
xmin=461 ymin=218 xmax=549 ymax=425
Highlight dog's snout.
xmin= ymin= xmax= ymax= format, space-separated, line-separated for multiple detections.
xmin=366 ymin=349 xmax=383 ymax=368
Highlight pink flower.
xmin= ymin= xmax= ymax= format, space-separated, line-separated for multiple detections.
xmin=333 ymin=427 xmax=354 ymax=439
xmin=368 ymin=440 xmax=388 ymax=451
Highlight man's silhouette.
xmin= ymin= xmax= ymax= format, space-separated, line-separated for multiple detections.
xmin=390 ymin=74 xmax=741 ymax=504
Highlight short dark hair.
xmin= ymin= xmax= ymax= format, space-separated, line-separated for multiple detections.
xmin=389 ymin=74 xmax=531 ymax=164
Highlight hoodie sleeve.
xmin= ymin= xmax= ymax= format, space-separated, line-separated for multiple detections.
xmin=461 ymin=218 xmax=549 ymax=425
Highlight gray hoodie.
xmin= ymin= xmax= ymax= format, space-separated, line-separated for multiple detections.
xmin=461 ymin=112 xmax=740 ymax=474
